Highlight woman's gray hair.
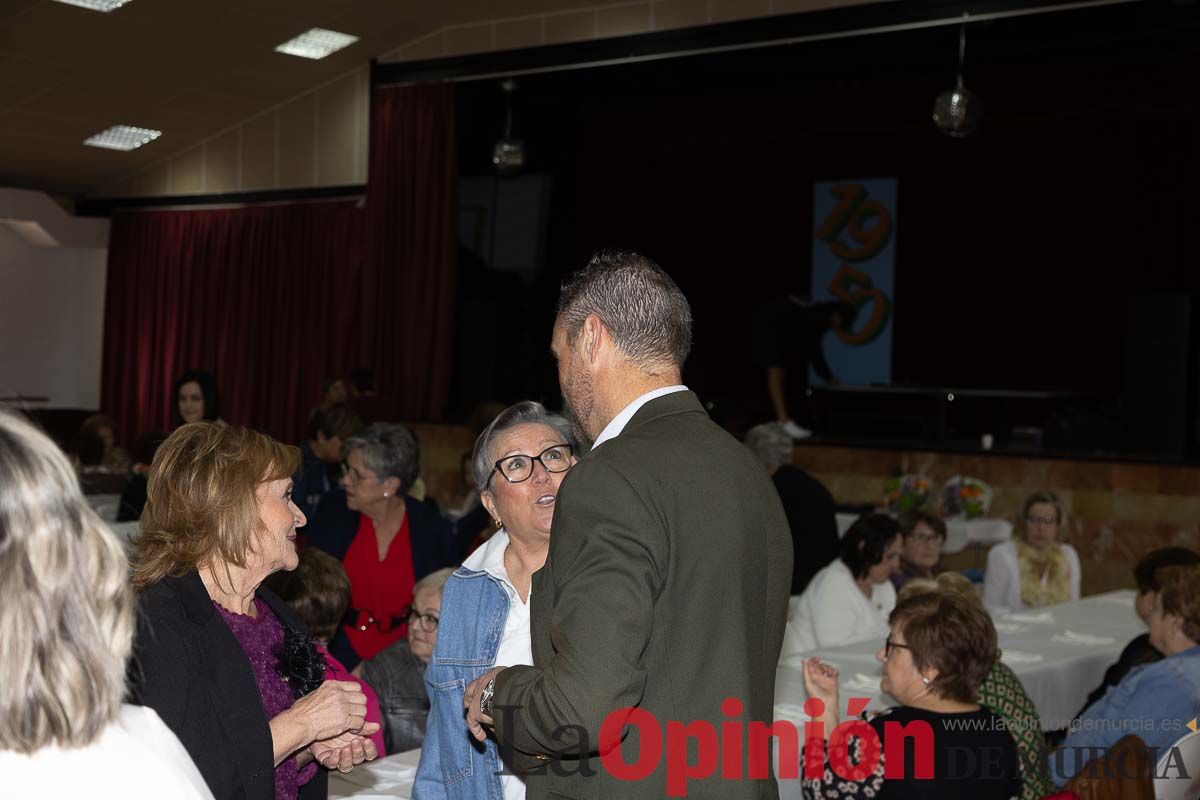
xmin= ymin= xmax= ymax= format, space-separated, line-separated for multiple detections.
xmin=0 ymin=406 xmax=134 ymax=753
xmin=413 ymin=566 xmax=457 ymax=598
xmin=344 ymin=423 xmax=420 ymax=494
xmin=744 ymin=423 xmax=794 ymax=471
xmin=472 ymin=401 xmax=578 ymax=492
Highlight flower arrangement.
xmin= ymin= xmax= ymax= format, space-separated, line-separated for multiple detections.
xmin=883 ymin=473 xmax=931 ymax=514
xmin=941 ymin=475 xmax=993 ymax=519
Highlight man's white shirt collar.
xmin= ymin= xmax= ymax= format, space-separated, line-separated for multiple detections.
xmin=590 ymin=385 xmax=688 ymax=450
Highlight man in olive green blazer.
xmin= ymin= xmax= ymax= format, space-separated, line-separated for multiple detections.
xmin=464 ymin=250 xmax=793 ymax=799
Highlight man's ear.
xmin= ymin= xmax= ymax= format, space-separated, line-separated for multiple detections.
xmin=581 ymin=314 xmax=605 ymax=365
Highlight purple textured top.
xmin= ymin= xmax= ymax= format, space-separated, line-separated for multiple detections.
xmin=216 ymin=597 xmax=318 ymax=800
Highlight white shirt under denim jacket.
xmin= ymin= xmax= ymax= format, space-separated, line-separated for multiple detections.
xmin=413 ymin=529 xmax=532 ymax=800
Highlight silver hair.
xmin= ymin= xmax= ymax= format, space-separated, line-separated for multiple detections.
xmin=0 ymin=406 xmax=134 ymax=752
xmin=413 ymin=566 xmax=457 ymax=598
xmin=744 ymin=423 xmax=794 ymax=471
xmin=472 ymin=401 xmax=578 ymax=493
xmin=344 ymin=423 xmax=420 ymax=494
xmin=556 ymin=249 xmax=693 ymax=369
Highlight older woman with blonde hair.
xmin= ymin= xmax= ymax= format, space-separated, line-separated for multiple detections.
xmin=130 ymin=422 xmax=380 ymax=800
xmin=0 ymin=408 xmax=211 ymax=798
xmin=983 ymin=489 xmax=1080 ymax=613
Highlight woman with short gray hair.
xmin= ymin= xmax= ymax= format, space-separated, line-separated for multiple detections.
xmin=311 ymin=422 xmax=456 ymax=668
xmin=415 ymin=401 xmax=578 ymax=799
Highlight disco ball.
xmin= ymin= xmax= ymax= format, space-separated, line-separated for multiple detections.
xmin=933 ymin=76 xmax=982 ymax=138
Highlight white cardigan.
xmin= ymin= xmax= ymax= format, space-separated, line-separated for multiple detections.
xmin=982 ymin=540 xmax=1081 ymax=614
xmin=782 ymin=559 xmax=896 ymax=658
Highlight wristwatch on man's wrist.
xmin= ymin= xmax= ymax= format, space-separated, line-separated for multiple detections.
xmin=480 ymin=677 xmax=496 ymax=716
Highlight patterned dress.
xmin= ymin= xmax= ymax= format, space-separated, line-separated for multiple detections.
xmin=978 ymin=659 xmax=1055 ymax=800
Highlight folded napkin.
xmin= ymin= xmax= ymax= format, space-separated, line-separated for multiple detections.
xmin=993 ymin=622 xmax=1028 ymax=634
xmin=1006 ymin=611 xmax=1056 ymax=624
xmin=1052 ymin=629 xmax=1117 ymax=646
xmin=843 ymin=673 xmax=882 ymax=692
xmin=1000 ymin=649 xmax=1044 ymax=664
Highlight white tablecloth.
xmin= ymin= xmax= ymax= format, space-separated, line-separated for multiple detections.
xmin=329 ymin=748 xmax=421 ymax=800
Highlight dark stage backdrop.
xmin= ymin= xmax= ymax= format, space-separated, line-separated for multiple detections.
xmin=102 ymin=83 xmax=457 ymax=445
xmin=454 ymin=9 xmax=1200 ymax=422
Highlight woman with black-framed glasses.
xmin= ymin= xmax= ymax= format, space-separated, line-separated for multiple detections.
xmin=414 ymin=401 xmax=579 ymax=800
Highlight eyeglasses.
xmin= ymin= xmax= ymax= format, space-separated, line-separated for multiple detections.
xmin=909 ymin=531 xmax=943 ymax=546
xmin=489 ymin=444 xmax=574 ymax=487
xmin=1026 ymin=515 xmax=1058 ymax=527
xmin=404 ymin=606 xmax=440 ymax=632
xmin=340 ymin=462 xmax=372 ymax=486
xmin=884 ymin=637 xmax=911 ymax=660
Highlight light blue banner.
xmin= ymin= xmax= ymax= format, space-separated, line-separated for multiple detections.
xmin=810 ymin=178 xmax=897 ymax=386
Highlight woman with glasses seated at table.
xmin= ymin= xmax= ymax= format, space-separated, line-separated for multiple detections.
xmin=414 ymin=401 xmax=578 ymax=800
xmin=983 ymin=490 xmax=1080 ymax=614
xmin=782 ymin=513 xmax=902 ymax=657
xmin=359 ymin=567 xmax=455 ymax=754
xmin=802 ymin=591 xmax=1023 ymax=800
xmin=1053 ymin=563 xmax=1200 ymax=787
xmin=891 ymin=509 xmax=947 ymax=592
xmin=305 ymin=423 xmax=456 ymax=669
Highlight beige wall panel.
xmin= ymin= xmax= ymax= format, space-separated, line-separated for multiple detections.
xmin=402 ymin=31 xmax=447 ymax=61
xmin=598 ymin=4 xmax=650 ymax=38
xmin=142 ymin=163 xmax=171 ymax=196
xmin=204 ymin=128 xmax=239 ymax=194
xmin=653 ymin=0 xmax=709 ymax=29
xmin=544 ymin=10 xmax=596 ymax=44
xmin=241 ymin=112 xmax=277 ymax=191
xmin=494 ymin=17 xmax=543 ymax=51
xmin=317 ymin=74 xmax=359 ymax=186
xmin=277 ymin=93 xmax=316 ymax=189
xmin=711 ymin=0 xmax=769 ymax=22
xmin=446 ymin=24 xmax=494 ymax=56
xmin=169 ymin=146 xmax=204 ymax=195
xmin=354 ymin=68 xmax=369 ymax=184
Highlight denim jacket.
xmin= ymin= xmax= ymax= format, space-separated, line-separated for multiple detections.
xmin=413 ymin=543 xmax=512 ymax=799
xmin=1053 ymin=644 xmax=1200 ymax=786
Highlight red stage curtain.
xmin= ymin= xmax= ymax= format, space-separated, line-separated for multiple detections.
xmin=101 ymin=83 xmax=457 ymax=445
xmin=363 ymin=82 xmax=457 ymax=421
xmin=101 ymin=200 xmax=366 ymax=444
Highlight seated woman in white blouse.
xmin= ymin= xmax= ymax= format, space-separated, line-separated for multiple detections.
xmin=782 ymin=513 xmax=902 ymax=657
xmin=983 ymin=490 xmax=1081 ymax=614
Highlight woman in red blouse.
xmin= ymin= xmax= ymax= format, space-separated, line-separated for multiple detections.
xmin=337 ymin=424 xmax=456 ymax=664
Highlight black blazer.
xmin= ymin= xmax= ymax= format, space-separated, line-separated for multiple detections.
xmin=129 ymin=570 xmax=328 ymax=800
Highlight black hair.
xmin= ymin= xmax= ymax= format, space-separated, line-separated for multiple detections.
xmin=839 ymin=513 xmax=901 ymax=579
xmin=172 ymin=369 xmax=221 ymax=426
xmin=1133 ymin=547 xmax=1200 ymax=593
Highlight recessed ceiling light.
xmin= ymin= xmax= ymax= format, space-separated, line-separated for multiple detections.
xmin=52 ymin=0 xmax=133 ymax=11
xmin=83 ymin=125 xmax=162 ymax=151
xmin=275 ymin=28 xmax=359 ymax=60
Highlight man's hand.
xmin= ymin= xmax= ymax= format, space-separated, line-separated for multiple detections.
xmin=309 ymin=724 xmax=380 ymax=773
xmin=463 ymin=666 xmax=506 ymax=742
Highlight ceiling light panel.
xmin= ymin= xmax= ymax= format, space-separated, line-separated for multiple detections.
xmin=52 ymin=0 xmax=134 ymax=11
xmin=275 ymin=28 xmax=359 ymax=60
xmin=83 ymin=125 xmax=162 ymax=151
